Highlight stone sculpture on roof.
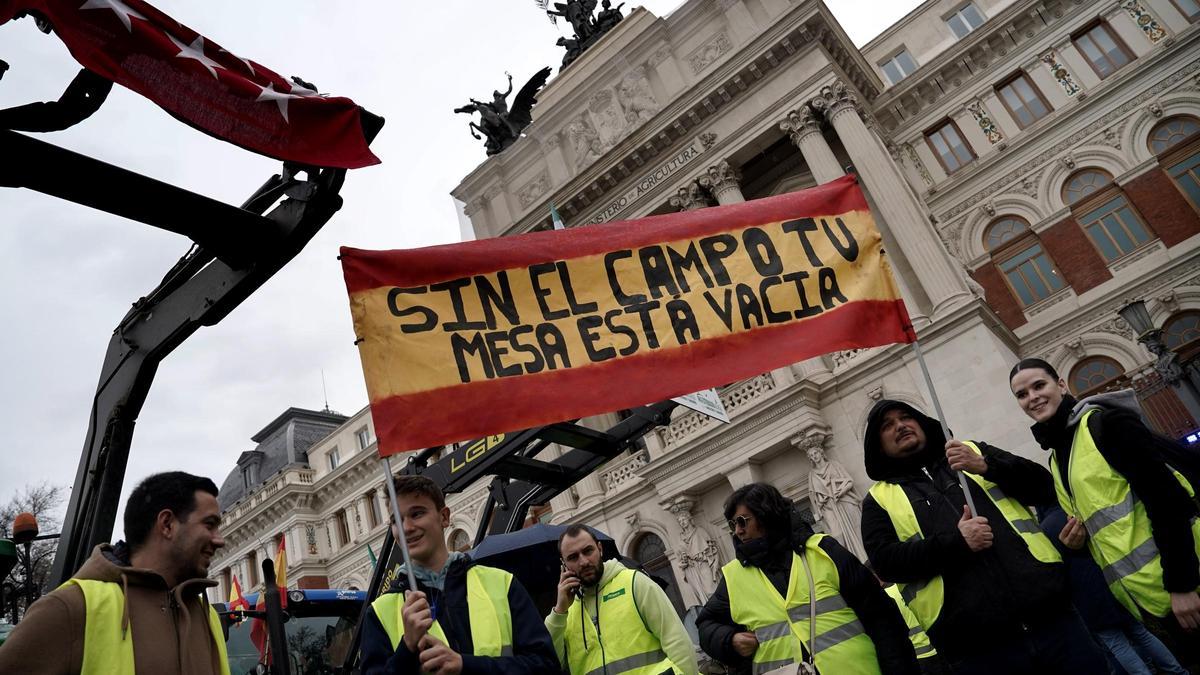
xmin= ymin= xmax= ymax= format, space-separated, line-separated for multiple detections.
xmin=454 ymin=67 xmax=553 ymax=156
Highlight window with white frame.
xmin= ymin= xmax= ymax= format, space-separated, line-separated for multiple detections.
xmin=356 ymin=427 xmax=371 ymax=450
xmin=946 ymin=3 xmax=986 ymax=38
xmin=327 ymin=447 xmax=341 ymax=471
xmin=880 ymin=49 xmax=918 ymax=85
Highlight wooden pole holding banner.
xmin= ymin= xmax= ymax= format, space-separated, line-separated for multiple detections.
xmin=910 ymin=340 xmax=980 ymax=518
xmin=381 ymin=456 xmax=420 ymax=593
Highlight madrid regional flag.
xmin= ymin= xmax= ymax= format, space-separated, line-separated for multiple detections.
xmin=342 ymin=175 xmax=916 ymax=455
xmin=0 ymin=0 xmax=379 ymax=168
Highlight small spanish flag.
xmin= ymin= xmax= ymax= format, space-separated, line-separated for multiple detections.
xmin=228 ymin=574 xmax=249 ymax=613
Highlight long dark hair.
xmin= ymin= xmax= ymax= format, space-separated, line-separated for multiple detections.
xmin=1009 ymin=357 xmax=1060 ymax=383
xmin=724 ymin=482 xmax=793 ymax=541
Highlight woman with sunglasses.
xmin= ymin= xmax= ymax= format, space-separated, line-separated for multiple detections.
xmin=696 ymin=482 xmax=918 ymax=675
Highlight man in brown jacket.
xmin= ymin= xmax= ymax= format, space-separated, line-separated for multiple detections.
xmin=0 ymin=471 xmax=229 ymax=674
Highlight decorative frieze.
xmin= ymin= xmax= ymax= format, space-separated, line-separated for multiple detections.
xmin=688 ymin=32 xmax=732 ymax=74
xmin=618 ymin=66 xmax=659 ymax=126
xmin=1120 ymin=0 xmax=1167 ymax=44
xmin=966 ymin=100 xmax=1004 ymax=144
xmin=1040 ymin=50 xmax=1081 ymax=97
xmin=517 ymin=172 xmax=551 ymax=208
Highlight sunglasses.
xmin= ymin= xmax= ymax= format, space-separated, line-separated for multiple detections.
xmin=727 ymin=515 xmax=754 ymax=532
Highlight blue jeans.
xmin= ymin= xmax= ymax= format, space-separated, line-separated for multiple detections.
xmin=1095 ymin=618 xmax=1187 ymax=675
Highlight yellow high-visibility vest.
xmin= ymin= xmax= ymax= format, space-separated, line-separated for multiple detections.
xmin=722 ymin=534 xmax=881 ymax=675
xmin=868 ymin=441 xmax=1061 ymax=629
xmin=1050 ymin=409 xmax=1200 ymax=617
xmin=371 ymin=564 xmax=514 ymax=656
xmin=64 ymin=578 xmax=231 ymax=675
xmin=883 ymin=583 xmax=936 ymax=659
xmin=563 ymin=567 xmax=681 ymax=675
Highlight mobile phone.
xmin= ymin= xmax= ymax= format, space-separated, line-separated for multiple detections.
xmin=561 ymin=562 xmax=584 ymax=599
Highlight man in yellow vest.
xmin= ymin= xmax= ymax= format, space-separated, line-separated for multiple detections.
xmin=860 ymin=399 xmax=1109 ymax=674
xmin=359 ymin=475 xmax=558 ymax=675
xmin=1009 ymin=358 xmax=1200 ymax=666
xmin=697 ymin=482 xmax=918 ymax=675
xmin=0 ymin=471 xmax=231 ymax=674
xmin=547 ymin=524 xmax=697 ymax=675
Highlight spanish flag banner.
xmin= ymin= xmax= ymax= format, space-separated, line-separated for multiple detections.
xmin=342 ymin=175 xmax=914 ymax=456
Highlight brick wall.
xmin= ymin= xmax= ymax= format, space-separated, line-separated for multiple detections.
xmin=1040 ymin=215 xmax=1112 ymax=293
xmin=1123 ymin=168 xmax=1200 ymax=247
xmin=970 ymin=263 xmax=1026 ymax=329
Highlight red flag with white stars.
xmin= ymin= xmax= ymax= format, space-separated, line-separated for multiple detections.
xmin=1 ymin=0 xmax=380 ymax=169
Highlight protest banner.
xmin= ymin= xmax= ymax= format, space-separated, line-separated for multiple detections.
xmin=342 ymin=174 xmax=915 ymax=456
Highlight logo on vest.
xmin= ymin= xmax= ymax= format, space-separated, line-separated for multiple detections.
xmin=602 ymin=588 xmax=626 ymax=602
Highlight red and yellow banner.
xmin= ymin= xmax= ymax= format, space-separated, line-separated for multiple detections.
xmin=342 ymin=175 xmax=914 ymax=456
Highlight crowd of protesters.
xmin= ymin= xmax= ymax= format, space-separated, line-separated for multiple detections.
xmin=2 ymin=355 xmax=1197 ymax=675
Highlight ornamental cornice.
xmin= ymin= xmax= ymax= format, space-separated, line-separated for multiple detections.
xmin=935 ymin=60 xmax=1200 ymax=222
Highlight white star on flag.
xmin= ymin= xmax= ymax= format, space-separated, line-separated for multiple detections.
xmin=256 ymin=82 xmax=303 ymax=123
xmin=79 ymin=0 xmax=147 ymax=32
xmin=168 ymin=34 xmax=224 ymax=79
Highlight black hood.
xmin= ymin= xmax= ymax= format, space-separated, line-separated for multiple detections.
xmin=863 ymin=399 xmax=946 ymax=481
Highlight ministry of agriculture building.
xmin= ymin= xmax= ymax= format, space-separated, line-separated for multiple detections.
xmin=209 ymin=0 xmax=1200 ymax=629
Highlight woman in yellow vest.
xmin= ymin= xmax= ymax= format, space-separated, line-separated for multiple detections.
xmin=1009 ymin=358 xmax=1200 ymax=664
xmin=696 ymin=482 xmax=918 ymax=675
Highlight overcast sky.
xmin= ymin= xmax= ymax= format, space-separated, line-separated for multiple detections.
xmin=0 ymin=0 xmax=919 ymax=539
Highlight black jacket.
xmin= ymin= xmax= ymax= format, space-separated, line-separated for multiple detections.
xmin=859 ymin=400 xmax=1068 ymax=661
xmin=359 ymin=555 xmax=559 ymax=675
xmin=697 ymin=511 xmax=919 ymax=675
xmin=1039 ymin=506 xmax=1130 ymax=632
xmin=1032 ymin=391 xmax=1200 ymax=593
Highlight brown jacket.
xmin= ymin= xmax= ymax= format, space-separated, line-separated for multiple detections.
xmin=0 ymin=543 xmax=225 ymax=675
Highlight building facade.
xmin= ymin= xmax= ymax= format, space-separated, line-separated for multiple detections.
xmin=210 ymin=0 xmax=1200 ymax=627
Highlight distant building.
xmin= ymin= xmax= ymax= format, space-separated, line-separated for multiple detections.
xmin=212 ymin=0 xmax=1200 ymax=614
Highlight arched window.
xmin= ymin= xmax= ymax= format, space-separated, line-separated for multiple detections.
xmin=1062 ymin=168 xmax=1154 ymax=263
xmin=1151 ymin=116 xmax=1200 ymax=215
xmin=983 ymin=216 xmax=1066 ymax=307
xmin=1162 ymin=310 xmax=1200 ymax=359
xmin=447 ymin=529 xmax=472 ymax=552
xmin=1148 ymin=116 xmax=1200 ymax=155
xmin=632 ymin=532 xmax=687 ymax=614
xmin=1069 ymin=356 xmax=1126 ymax=396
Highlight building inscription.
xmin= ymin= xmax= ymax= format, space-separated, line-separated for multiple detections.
xmin=587 ymin=138 xmax=709 ymax=224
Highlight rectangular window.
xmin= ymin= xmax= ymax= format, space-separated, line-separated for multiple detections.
xmin=1170 ymin=0 xmax=1199 ymax=22
xmin=327 ymin=447 xmax=340 ymax=472
xmin=926 ymin=120 xmax=976 ymax=174
xmin=247 ymin=550 xmax=258 ymax=587
xmin=997 ymin=243 xmax=1066 ymax=306
xmin=996 ymin=74 xmax=1051 ymax=128
xmin=366 ymin=490 xmax=382 ymax=528
xmin=1167 ymin=151 xmax=1200 ymax=212
xmin=880 ymin=49 xmax=918 ymax=85
xmin=946 ymin=3 xmax=986 ymax=38
xmin=1079 ymin=195 xmax=1153 ymax=261
xmin=356 ymin=427 xmax=371 ymax=450
xmin=335 ymin=510 xmax=350 ymax=547
xmin=1073 ymin=23 xmax=1132 ymax=79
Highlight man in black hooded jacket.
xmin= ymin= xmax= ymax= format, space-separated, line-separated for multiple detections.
xmin=859 ymin=399 xmax=1109 ymax=674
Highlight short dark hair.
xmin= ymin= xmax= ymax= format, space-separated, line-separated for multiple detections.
xmin=724 ymin=482 xmax=793 ymax=540
xmin=557 ymin=523 xmax=598 ymax=553
xmin=392 ymin=475 xmax=445 ymax=511
xmin=124 ymin=472 xmax=219 ymax=550
xmin=1009 ymin=358 xmax=1060 ymax=383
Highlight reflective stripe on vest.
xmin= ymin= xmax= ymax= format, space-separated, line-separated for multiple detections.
xmin=371 ymin=565 xmax=514 ymax=657
xmin=563 ymin=567 xmax=680 ymax=675
xmin=883 ymin=584 xmax=936 ymax=659
xmin=64 ymin=578 xmax=231 ymax=675
xmin=722 ymin=534 xmax=881 ymax=675
xmin=1050 ymin=410 xmax=1200 ymax=618
xmin=867 ymin=441 xmax=1061 ymax=630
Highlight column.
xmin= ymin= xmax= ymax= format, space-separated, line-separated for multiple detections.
xmin=812 ymin=80 xmax=972 ymax=318
xmin=669 ymin=182 xmax=709 ymax=211
xmin=699 ymin=160 xmax=744 ymax=204
xmin=779 ymin=106 xmax=843 ymax=184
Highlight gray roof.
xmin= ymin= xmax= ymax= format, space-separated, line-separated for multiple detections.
xmin=217 ymin=407 xmax=349 ymax=510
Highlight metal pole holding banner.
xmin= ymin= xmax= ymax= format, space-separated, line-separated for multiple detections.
xmin=910 ymin=340 xmax=980 ymax=518
xmin=381 ymin=456 xmax=420 ymax=593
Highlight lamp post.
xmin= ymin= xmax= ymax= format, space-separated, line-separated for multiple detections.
xmin=1118 ymin=298 xmax=1200 ymax=427
xmin=8 ymin=513 xmax=60 ymax=624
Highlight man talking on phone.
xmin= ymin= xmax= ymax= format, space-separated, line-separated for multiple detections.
xmin=547 ymin=524 xmax=698 ymax=675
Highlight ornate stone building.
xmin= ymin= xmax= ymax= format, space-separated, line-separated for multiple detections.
xmin=210 ymin=0 xmax=1200 ymax=622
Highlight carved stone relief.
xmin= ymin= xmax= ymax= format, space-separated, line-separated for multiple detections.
xmin=688 ymin=32 xmax=732 ymax=74
xmin=517 ymin=172 xmax=551 ymax=208
xmin=618 ymin=66 xmax=659 ymax=126
xmin=566 ymin=116 xmax=604 ymax=170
